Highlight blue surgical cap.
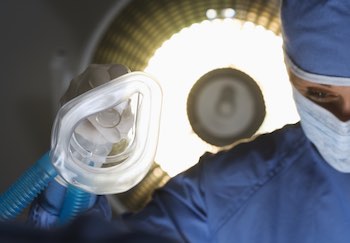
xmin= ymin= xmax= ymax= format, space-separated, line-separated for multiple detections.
xmin=281 ymin=0 xmax=350 ymax=85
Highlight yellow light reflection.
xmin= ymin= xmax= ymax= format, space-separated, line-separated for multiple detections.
xmin=145 ymin=19 xmax=299 ymax=177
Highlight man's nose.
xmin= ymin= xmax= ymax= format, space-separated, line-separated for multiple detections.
xmin=338 ymin=98 xmax=350 ymax=122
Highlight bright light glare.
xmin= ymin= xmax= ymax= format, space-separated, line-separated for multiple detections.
xmin=145 ymin=19 xmax=300 ymax=177
xmin=206 ymin=9 xmax=217 ymax=19
xmin=222 ymin=8 xmax=236 ymax=18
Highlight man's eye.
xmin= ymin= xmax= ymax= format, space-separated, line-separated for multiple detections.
xmin=306 ymin=88 xmax=337 ymax=103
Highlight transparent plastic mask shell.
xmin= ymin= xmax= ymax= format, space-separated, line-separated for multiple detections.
xmin=50 ymin=72 xmax=162 ymax=194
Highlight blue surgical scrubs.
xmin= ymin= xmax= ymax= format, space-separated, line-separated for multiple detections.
xmin=112 ymin=123 xmax=350 ymax=242
xmin=2 ymin=123 xmax=350 ymax=242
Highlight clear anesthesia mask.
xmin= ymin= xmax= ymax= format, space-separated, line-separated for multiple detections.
xmin=50 ymin=72 xmax=162 ymax=194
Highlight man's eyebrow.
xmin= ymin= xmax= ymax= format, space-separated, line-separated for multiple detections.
xmin=319 ymin=84 xmax=331 ymax=88
xmin=302 ymin=79 xmax=332 ymax=88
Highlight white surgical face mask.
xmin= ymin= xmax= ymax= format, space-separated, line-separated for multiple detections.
xmin=292 ymin=86 xmax=350 ymax=172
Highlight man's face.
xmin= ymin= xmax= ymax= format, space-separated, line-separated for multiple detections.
xmin=289 ymin=70 xmax=350 ymax=122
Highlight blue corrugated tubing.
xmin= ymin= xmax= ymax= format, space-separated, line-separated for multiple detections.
xmin=57 ymin=185 xmax=94 ymax=225
xmin=0 ymin=152 xmax=57 ymax=221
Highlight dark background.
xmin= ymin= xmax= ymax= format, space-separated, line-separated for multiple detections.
xmin=0 ymin=0 xmax=125 ymax=193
